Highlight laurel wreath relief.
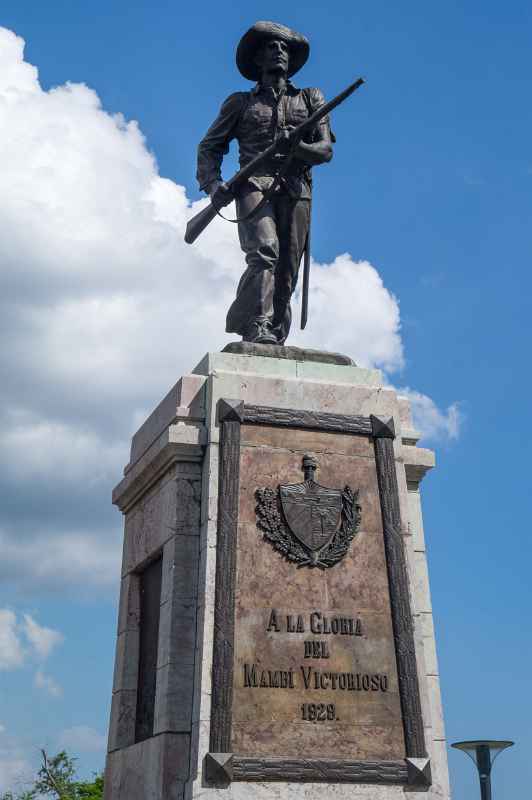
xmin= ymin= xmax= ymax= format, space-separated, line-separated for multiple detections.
xmin=255 ymin=484 xmax=362 ymax=569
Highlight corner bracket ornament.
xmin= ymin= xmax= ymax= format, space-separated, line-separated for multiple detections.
xmin=217 ymin=398 xmax=245 ymax=423
xmin=370 ymin=414 xmax=396 ymax=439
xmin=406 ymin=757 xmax=432 ymax=787
xmin=256 ymin=455 xmax=361 ymax=568
xmin=205 ymin=753 xmax=233 ymax=783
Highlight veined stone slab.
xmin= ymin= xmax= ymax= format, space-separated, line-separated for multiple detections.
xmin=193 ymin=349 xmax=382 ymax=387
xmin=104 ymin=350 xmax=451 ymax=800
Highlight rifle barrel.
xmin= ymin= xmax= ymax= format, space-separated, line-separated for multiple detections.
xmin=298 ymin=77 xmax=365 ymax=134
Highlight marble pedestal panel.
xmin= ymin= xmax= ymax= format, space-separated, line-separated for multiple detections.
xmin=103 ymin=351 xmax=451 ymax=800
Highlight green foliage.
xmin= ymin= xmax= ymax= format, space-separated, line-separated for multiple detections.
xmin=34 ymin=751 xmax=76 ymax=797
xmin=73 ymin=774 xmax=104 ymax=800
xmin=2 ymin=750 xmax=104 ymax=800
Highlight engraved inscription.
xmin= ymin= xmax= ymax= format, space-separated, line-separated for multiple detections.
xmin=304 ymin=640 xmax=330 ymax=658
xmin=310 ymin=611 xmax=363 ymax=636
xmin=243 ymin=608 xmax=389 ymax=704
xmin=301 ymin=703 xmax=337 ymax=721
xmin=266 ymin=609 xmax=364 ymax=636
xmin=242 ymin=658 xmax=389 ymax=694
xmin=243 ymin=664 xmax=295 ymax=689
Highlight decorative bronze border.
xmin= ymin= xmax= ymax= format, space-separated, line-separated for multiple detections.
xmin=243 ymin=403 xmax=372 ymax=436
xmin=232 ymin=757 xmax=408 ymax=783
xmin=210 ymin=400 xmax=243 ymax=753
xmin=209 ymin=400 xmax=429 ymax=787
xmin=371 ymin=416 xmax=426 ymax=759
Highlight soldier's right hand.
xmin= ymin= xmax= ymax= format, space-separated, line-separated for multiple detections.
xmin=275 ymin=128 xmax=294 ymax=156
xmin=208 ymin=180 xmax=233 ymax=208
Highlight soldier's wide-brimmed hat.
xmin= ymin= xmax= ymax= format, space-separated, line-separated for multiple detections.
xmin=236 ymin=21 xmax=310 ymax=82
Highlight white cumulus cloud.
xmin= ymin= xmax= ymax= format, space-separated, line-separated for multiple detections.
xmin=0 ymin=611 xmax=25 ymax=670
xmin=291 ymin=255 xmax=403 ymax=371
xmin=0 ymin=26 xmax=458 ymax=592
xmin=0 ymin=609 xmax=63 ymax=672
xmin=398 ymin=388 xmax=462 ymax=443
xmin=21 ymin=614 xmax=64 ymax=660
xmin=34 ymin=669 xmax=62 ymax=698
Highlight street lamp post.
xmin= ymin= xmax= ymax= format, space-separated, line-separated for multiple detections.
xmin=451 ymin=740 xmax=514 ymax=800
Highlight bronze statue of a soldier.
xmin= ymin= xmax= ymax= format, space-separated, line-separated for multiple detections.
xmin=196 ymin=21 xmax=334 ymax=345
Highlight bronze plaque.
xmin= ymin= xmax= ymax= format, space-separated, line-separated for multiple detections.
xmin=231 ymin=424 xmax=405 ymax=760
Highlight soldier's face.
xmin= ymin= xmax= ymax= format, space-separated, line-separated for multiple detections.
xmin=257 ymin=38 xmax=289 ymax=75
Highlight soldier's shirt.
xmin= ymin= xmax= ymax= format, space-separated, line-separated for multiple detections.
xmin=196 ymin=82 xmax=332 ymax=200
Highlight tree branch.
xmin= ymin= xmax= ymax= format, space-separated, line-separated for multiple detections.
xmin=40 ymin=750 xmax=70 ymax=800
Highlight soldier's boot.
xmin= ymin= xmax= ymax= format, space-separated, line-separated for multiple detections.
xmin=242 ymin=319 xmax=278 ymax=345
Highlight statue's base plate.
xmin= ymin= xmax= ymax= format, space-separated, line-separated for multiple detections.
xmin=222 ymin=341 xmax=355 ymax=366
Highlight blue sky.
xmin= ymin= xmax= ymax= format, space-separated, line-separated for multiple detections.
xmin=0 ymin=1 xmax=530 ymax=797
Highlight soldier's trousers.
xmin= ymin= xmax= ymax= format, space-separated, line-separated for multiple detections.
xmin=225 ymin=189 xmax=311 ymax=344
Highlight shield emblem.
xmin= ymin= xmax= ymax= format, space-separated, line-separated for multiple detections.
xmin=280 ymin=480 xmax=343 ymax=558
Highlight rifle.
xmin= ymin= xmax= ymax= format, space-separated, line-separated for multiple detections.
xmin=184 ymin=77 xmax=365 ymax=245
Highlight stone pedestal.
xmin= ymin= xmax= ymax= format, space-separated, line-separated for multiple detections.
xmin=104 ymin=350 xmax=451 ymax=799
